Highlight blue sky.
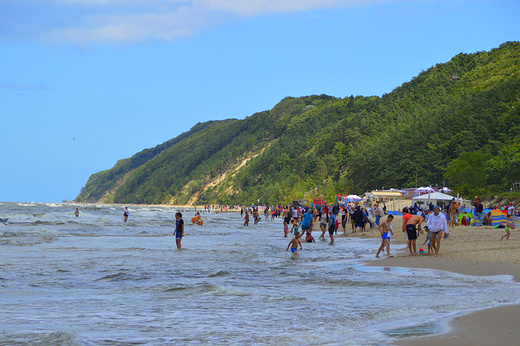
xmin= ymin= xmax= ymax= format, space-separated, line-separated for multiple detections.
xmin=1 ymin=0 xmax=518 ymax=203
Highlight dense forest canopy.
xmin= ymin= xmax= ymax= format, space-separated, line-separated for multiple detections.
xmin=76 ymin=42 xmax=520 ymax=205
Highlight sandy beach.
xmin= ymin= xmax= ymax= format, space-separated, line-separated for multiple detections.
xmin=338 ymin=215 xmax=520 ymax=345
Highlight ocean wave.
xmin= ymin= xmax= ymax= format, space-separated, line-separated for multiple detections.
xmin=94 ymin=271 xmax=150 ymax=282
xmin=0 ymin=228 xmax=59 ymax=246
xmin=0 ymin=331 xmax=89 ymax=346
xmin=208 ymin=270 xmax=230 ymax=278
xmin=161 ymin=283 xmax=252 ymax=297
xmin=69 ymin=233 xmax=101 ymax=237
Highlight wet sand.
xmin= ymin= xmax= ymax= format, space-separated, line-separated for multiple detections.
xmin=393 ymin=304 xmax=520 ymax=346
xmin=336 ymin=215 xmax=520 ymax=345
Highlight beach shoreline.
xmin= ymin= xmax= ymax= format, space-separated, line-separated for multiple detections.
xmin=344 ymin=216 xmax=520 ymax=345
xmin=390 ymin=304 xmax=520 ymax=346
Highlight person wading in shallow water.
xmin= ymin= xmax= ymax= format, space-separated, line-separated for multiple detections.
xmin=243 ymin=211 xmax=250 ymax=226
xmin=174 ymin=212 xmax=184 ymax=249
xmin=375 ymin=215 xmax=394 ymax=258
xmin=123 ymin=207 xmax=129 ymax=223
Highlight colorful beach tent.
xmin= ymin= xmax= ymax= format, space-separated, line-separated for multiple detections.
xmin=490 ymin=209 xmax=508 ymax=227
xmin=456 ymin=213 xmax=475 ymax=225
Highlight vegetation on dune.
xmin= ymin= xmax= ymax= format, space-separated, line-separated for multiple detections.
xmin=76 ymin=42 xmax=520 ymax=205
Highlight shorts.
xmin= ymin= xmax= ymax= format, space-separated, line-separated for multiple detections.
xmin=449 ymin=213 xmax=457 ymax=221
xmin=284 ymin=217 xmax=290 ymax=224
xmin=290 ymin=248 xmax=297 ymax=253
xmin=406 ymin=224 xmax=417 ymax=240
xmin=355 ymin=221 xmax=364 ymax=228
xmin=175 ymin=231 xmax=183 ymax=239
xmin=381 ymin=233 xmax=388 ymax=240
xmin=328 ymin=224 xmax=335 ymax=236
xmin=320 ymin=221 xmax=327 ymax=227
xmin=302 ymin=224 xmax=310 ymax=231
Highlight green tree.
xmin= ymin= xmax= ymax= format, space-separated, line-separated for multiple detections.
xmin=445 ymin=151 xmax=489 ymax=195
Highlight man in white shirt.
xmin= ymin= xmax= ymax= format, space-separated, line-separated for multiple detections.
xmin=426 ymin=206 xmax=448 ymax=257
xmin=507 ymin=203 xmax=515 ymax=217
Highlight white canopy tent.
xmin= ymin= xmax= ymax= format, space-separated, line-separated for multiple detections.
xmin=412 ymin=192 xmax=455 ymax=206
xmin=412 ymin=192 xmax=472 ymax=208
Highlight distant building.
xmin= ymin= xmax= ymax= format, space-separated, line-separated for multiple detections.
xmin=401 ymin=187 xmax=449 ymax=199
xmin=366 ymin=190 xmax=403 ymax=202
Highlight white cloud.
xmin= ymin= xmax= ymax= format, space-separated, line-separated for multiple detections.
xmin=39 ymin=4 xmax=229 ymax=44
xmin=195 ymin=0 xmax=375 ymax=16
xmin=1 ymin=0 xmax=408 ymax=45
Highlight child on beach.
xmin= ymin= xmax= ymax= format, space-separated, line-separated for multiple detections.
xmin=174 ymin=212 xmax=184 ymax=249
xmin=286 ymin=232 xmax=303 ymax=256
xmin=194 ymin=212 xmax=202 ymax=225
xmin=305 ymin=232 xmax=315 ymax=243
xmin=376 ymin=215 xmax=394 ymax=258
xmin=290 ymin=219 xmax=300 ymax=234
xmin=501 ymin=215 xmax=513 ymax=240
xmin=423 ymin=226 xmax=433 ymax=253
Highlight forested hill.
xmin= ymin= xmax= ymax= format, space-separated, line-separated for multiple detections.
xmin=76 ymin=41 xmax=520 ymax=205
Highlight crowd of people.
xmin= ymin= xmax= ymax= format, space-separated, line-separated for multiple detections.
xmin=239 ymin=196 xmax=517 ymax=258
xmin=240 ymin=203 xmax=397 ymax=256
xmin=62 ymin=198 xmax=516 ymax=255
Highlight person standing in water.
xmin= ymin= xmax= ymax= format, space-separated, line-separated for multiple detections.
xmin=328 ymin=212 xmax=337 ymax=244
xmin=376 ymin=215 xmax=394 ymax=258
xmin=243 ymin=211 xmax=250 ymax=226
xmin=301 ymin=209 xmax=313 ymax=236
xmin=74 ymin=208 xmax=79 ymax=217
xmin=174 ymin=212 xmax=184 ymax=249
xmin=286 ymin=231 xmax=303 ymax=256
xmin=123 ymin=207 xmax=130 ymax=222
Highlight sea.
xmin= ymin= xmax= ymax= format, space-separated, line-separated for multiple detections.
xmin=1 ymin=202 xmax=519 ymax=345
